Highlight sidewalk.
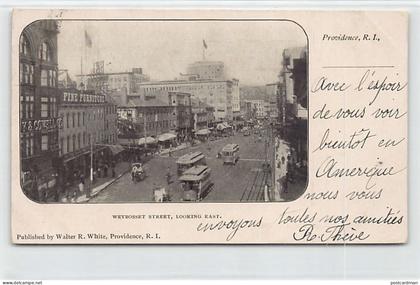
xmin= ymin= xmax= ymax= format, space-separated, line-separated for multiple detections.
xmin=60 ymin=161 xmax=130 ymax=203
xmin=273 ymin=137 xmax=291 ymax=202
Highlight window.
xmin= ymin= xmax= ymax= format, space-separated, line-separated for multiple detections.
xmin=72 ymin=134 xmax=76 ymax=151
xmin=19 ymin=35 xmax=30 ymax=56
xmin=66 ymin=113 xmax=70 ymax=128
xmin=72 ymin=113 xmax=75 ymax=128
xmin=77 ymin=112 xmax=80 ymax=127
xmin=21 ymin=133 xmax=34 ymax=158
xmin=41 ymin=97 xmax=49 ymax=118
xmin=77 ymin=133 xmax=81 ymax=150
xmin=20 ymin=94 xmax=34 ymax=120
xmin=20 ymin=63 xmax=34 ymax=85
xmin=40 ymin=69 xmax=56 ymax=87
xmin=41 ymin=134 xmax=49 ymax=151
xmin=83 ymin=132 xmax=86 ymax=146
xmin=67 ymin=136 xmax=70 ymax=153
xmin=60 ymin=138 xmax=64 ymax=156
xmin=41 ymin=69 xmax=48 ymax=86
xmin=48 ymin=70 xmax=56 ymax=87
xmin=38 ymin=42 xmax=51 ymax=61
xmin=50 ymin=97 xmax=57 ymax=117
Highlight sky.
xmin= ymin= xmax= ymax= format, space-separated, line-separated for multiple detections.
xmin=58 ymin=20 xmax=307 ymax=86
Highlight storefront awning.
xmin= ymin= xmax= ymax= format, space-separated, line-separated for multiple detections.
xmin=108 ymin=144 xmax=125 ymax=155
xmin=158 ymin=133 xmax=177 ymax=142
xmin=216 ymin=122 xmax=232 ymax=130
xmin=138 ymin=137 xmax=156 ymax=145
xmin=196 ymin=129 xmax=211 ymax=135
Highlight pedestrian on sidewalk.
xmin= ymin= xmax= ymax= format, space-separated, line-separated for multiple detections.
xmin=111 ymin=160 xmax=116 ymax=178
xmin=97 ymin=166 xmax=102 ymax=179
xmin=166 ymin=167 xmax=172 ymax=185
xmin=78 ymin=173 xmax=85 ymax=197
xmin=104 ymin=163 xmax=108 ymax=178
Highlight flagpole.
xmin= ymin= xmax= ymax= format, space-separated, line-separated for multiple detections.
xmin=80 ymin=28 xmax=83 ymax=86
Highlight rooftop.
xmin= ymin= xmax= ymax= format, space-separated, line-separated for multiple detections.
xmin=177 ymin=152 xmax=205 ymax=165
xmin=122 ymin=96 xmax=169 ymax=108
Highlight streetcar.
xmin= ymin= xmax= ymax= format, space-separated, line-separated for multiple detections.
xmin=179 ymin=165 xmax=213 ymax=201
xmin=221 ymin=143 xmax=240 ymax=165
xmin=176 ymin=151 xmax=206 ymax=175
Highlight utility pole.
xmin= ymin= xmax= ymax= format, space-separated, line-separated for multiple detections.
xmin=143 ymin=110 xmax=147 ymax=150
xmin=90 ymin=134 xmax=93 ymax=182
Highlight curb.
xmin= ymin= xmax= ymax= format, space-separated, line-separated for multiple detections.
xmin=74 ymin=168 xmax=130 ymax=203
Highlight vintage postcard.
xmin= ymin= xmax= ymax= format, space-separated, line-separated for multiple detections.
xmin=11 ymin=9 xmax=407 ymax=243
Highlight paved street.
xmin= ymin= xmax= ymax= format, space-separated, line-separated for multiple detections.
xmin=89 ymin=130 xmax=273 ymax=203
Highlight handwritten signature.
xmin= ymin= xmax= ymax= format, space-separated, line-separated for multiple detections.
xmin=293 ymin=223 xmax=370 ymax=242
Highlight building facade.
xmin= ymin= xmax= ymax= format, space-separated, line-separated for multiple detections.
xmin=78 ymin=67 xmax=150 ymax=95
xmin=58 ymin=89 xmax=118 ymax=186
xmin=168 ymin=92 xmax=193 ymax=141
xmin=137 ymin=79 xmax=234 ymax=121
xmin=191 ymin=98 xmax=215 ymax=131
xmin=243 ymin=100 xmax=269 ymax=119
xmin=117 ymin=97 xmax=173 ymax=140
xmin=186 ymin=61 xmax=225 ymax=80
xmin=277 ymin=46 xmax=308 ymax=163
xmin=231 ymin=78 xmax=240 ymax=119
xmin=19 ymin=20 xmax=62 ymax=202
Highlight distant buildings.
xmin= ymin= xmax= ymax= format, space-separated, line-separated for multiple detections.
xmin=137 ymin=79 xmax=235 ymax=121
xmin=78 ymin=67 xmax=150 ymax=94
xmin=19 ymin=20 xmax=62 ymax=201
xmin=242 ymin=99 xmax=270 ymax=119
xmin=186 ymin=61 xmax=225 ymax=80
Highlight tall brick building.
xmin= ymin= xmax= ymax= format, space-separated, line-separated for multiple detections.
xmin=19 ymin=20 xmax=62 ymax=202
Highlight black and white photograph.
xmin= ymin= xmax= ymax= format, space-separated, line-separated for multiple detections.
xmin=19 ymin=19 xmax=308 ymax=204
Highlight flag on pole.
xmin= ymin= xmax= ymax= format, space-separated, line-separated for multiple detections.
xmin=85 ymin=30 xmax=92 ymax=48
xmin=203 ymin=39 xmax=208 ymax=49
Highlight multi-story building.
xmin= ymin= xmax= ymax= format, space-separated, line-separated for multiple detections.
xmin=19 ymin=20 xmax=62 ymax=202
xmin=167 ymin=92 xmax=193 ymax=141
xmin=117 ymin=97 xmax=173 ymax=140
xmin=277 ymin=46 xmax=308 ymax=163
xmin=58 ymin=89 xmax=118 ymax=185
xmin=186 ymin=61 xmax=225 ymax=80
xmin=191 ymin=98 xmax=215 ymax=131
xmin=137 ymin=79 xmax=235 ymax=121
xmin=243 ymin=100 xmax=268 ymax=119
xmin=78 ymin=67 xmax=150 ymax=95
xmin=279 ymin=47 xmax=308 ymax=108
xmin=231 ymin=78 xmax=240 ymax=119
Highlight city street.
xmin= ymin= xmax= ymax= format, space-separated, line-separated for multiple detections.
xmin=89 ymin=130 xmax=273 ymax=203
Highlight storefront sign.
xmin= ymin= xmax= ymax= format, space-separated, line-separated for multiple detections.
xmin=63 ymin=90 xmax=105 ymax=104
xmin=21 ymin=117 xmax=63 ymax=133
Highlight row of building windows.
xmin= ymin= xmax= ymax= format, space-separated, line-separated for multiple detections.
xmin=19 ymin=63 xmax=57 ymax=87
xmin=142 ymin=84 xmax=226 ymax=92
xmin=20 ymin=95 xmax=57 ymax=120
xmin=64 ymin=108 xmax=114 ymax=129
xmin=59 ymin=132 xmax=117 ymax=156
xmin=20 ymin=35 xmax=53 ymax=62
xmin=21 ymin=132 xmax=57 ymax=158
